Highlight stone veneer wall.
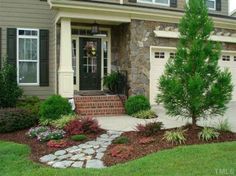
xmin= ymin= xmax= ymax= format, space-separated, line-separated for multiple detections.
xmin=111 ymin=19 xmax=236 ymax=98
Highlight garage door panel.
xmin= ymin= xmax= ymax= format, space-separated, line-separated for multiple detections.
xmin=150 ymin=49 xmax=236 ymax=105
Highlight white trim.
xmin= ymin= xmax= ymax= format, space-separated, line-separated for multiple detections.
xmin=154 ymin=30 xmax=236 ymax=43
xmin=17 ymin=28 xmax=39 ymax=86
xmin=185 ymin=0 xmax=216 ymax=11
xmin=150 ymin=46 xmax=236 ymax=54
xmin=138 ymin=0 xmax=170 ymax=7
xmin=230 ymin=9 xmax=236 ymax=16
xmin=207 ymin=0 xmax=216 ymax=11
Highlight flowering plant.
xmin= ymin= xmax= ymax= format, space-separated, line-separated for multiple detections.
xmin=26 ymin=126 xmax=66 ymax=142
xmin=27 ymin=126 xmax=50 ymax=138
xmin=37 ymin=129 xmax=66 ymax=142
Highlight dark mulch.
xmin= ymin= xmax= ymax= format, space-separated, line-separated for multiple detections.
xmin=0 ymin=129 xmax=104 ymax=163
xmin=103 ymin=126 xmax=236 ymax=166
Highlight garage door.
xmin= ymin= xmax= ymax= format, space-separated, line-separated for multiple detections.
xmin=150 ymin=47 xmax=236 ymax=105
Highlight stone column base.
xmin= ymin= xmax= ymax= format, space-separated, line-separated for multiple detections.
xmin=58 ymin=70 xmax=74 ymax=98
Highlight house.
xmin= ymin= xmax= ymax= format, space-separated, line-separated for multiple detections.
xmin=0 ymin=0 xmax=236 ymax=115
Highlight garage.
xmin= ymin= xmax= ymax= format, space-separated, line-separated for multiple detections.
xmin=150 ymin=47 xmax=236 ymax=105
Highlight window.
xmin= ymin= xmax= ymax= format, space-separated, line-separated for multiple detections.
xmin=17 ymin=29 xmax=39 ymax=85
xmin=103 ymin=41 xmax=108 ymax=76
xmin=186 ymin=0 xmax=216 ymax=10
xmin=206 ymin=0 xmax=216 ymax=10
xmin=222 ymin=55 xmax=230 ymax=62
xmin=155 ymin=52 xmax=165 ymax=59
xmin=138 ymin=0 xmax=170 ymax=6
xmin=170 ymin=52 xmax=176 ymax=58
xmin=72 ymin=39 xmax=77 ymax=85
xmin=72 ymin=29 xmax=108 ymax=37
xmin=83 ymin=41 xmax=98 ymax=73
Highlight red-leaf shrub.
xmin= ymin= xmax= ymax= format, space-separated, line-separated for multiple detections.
xmin=80 ymin=117 xmax=101 ymax=133
xmin=110 ymin=145 xmax=134 ymax=159
xmin=138 ymin=137 xmax=155 ymax=144
xmin=64 ymin=119 xmax=83 ymax=135
xmin=47 ymin=140 xmax=71 ymax=148
xmin=136 ymin=122 xmax=164 ymax=136
xmin=64 ymin=117 xmax=101 ymax=135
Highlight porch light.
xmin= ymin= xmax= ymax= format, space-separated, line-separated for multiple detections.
xmin=91 ymin=22 xmax=100 ymax=35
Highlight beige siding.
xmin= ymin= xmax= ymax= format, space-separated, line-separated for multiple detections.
xmin=0 ymin=0 xmax=57 ymax=99
xmin=122 ymin=0 xmax=229 ymax=16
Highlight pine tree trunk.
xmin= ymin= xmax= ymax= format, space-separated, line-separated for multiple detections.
xmin=192 ymin=116 xmax=197 ymax=129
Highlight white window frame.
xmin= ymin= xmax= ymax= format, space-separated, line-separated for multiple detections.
xmin=186 ymin=0 xmax=216 ymax=11
xmin=17 ymin=28 xmax=40 ymax=86
xmin=138 ymin=0 xmax=170 ymax=7
xmin=206 ymin=0 xmax=216 ymax=11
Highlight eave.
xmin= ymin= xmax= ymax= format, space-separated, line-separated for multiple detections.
xmin=49 ymin=0 xmax=236 ymax=30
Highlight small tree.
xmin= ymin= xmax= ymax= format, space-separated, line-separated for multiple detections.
xmin=157 ymin=0 xmax=233 ymax=128
xmin=0 ymin=61 xmax=22 ymax=108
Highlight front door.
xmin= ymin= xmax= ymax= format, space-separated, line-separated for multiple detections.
xmin=79 ymin=37 xmax=101 ymax=90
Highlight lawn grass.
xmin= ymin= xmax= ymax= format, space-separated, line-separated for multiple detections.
xmin=0 ymin=140 xmax=236 ymax=176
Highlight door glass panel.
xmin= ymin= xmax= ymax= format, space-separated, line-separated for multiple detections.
xmin=72 ymin=39 xmax=77 ymax=85
xmin=83 ymin=41 xmax=98 ymax=73
xmin=103 ymin=41 xmax=108 ymax=76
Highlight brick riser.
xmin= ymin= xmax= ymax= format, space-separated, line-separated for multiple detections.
xmin=75 ymin=95 xmax=126 ymax=116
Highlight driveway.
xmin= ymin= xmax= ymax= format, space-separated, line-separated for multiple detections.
xmin=96 ymin=102 xmax=236 ymax=132
xmin=153 ymin=101 xmax=236 ymax=132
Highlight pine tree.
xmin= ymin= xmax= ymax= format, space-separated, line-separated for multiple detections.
xmin=157 ymin=0 xmax=233 ymax=128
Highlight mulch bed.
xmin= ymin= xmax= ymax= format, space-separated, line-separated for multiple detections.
xmin=103 ymin=126 xmax=236 ymax=166
xmin=0 ymin=128 xmax=104 ymax=163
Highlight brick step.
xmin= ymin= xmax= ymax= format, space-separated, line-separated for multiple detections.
xmin=76 ymin=107 xmax=126 ymax=116
xmin=74 ymin=95 xmax=127 ymax=116
xmin=74 ymin=95 xmax=126 ymax=102
xmin=76 ymin=101 xmax=124 ymax=109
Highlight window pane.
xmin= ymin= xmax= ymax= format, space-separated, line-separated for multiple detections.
xmin=103 ymin=41 xmax=108 ymax=75
xmin=19 ymin=62 xmax=37 ymax=83
xmin=19 ymin=30 xmax=38 ymax=36
xmin=206 ymin=0 xmax=215 ymax=9
xmin=19 ymin=38 xmax=37 ymax=60
xmin=155 ymin=0 xmax=168 ymax=4
xmin=142 ymin=0 xmax=152 ymax=2
xmin=72 ymin=40 xmax=77 ymax=85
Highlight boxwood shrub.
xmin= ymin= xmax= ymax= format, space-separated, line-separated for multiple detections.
xmin=39 ymin=95 xmax=72 ymax=123
xmin=0 ymin=108 xmax=38 ymax=133
xmin=71 ymin=134 xmax=87 ymax=141
xmin=125 ymin=95 xmax=151 ymax=115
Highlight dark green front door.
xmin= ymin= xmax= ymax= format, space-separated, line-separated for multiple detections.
xmin=79 ymin=37 xmax=101 ymax=90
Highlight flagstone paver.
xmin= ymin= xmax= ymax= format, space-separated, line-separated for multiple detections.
xmin=40 ymin=130 xmax=122 ymax=169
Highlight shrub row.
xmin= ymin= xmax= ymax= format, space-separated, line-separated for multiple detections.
xmin=0 ymin=108 xmax=38 ymax=133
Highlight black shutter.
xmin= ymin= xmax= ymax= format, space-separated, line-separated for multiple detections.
xmin=7 ymin=28 xmax=17 ymax=68
xmin=216 ymin=0 xmax=221 ymax=11
xmin=128 ymin=0 xmax=137 ymax=3
xmin=0 ymin=28 xmax=1 ymax=69
xmin=39 ymin=29 xmax=49 ymax=87
xmin=170 ymin=0 xmax=177 ymax=8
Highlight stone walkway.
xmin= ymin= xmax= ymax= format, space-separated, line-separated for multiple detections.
xmin=40 ymin=130 xmax=122 ymax=169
